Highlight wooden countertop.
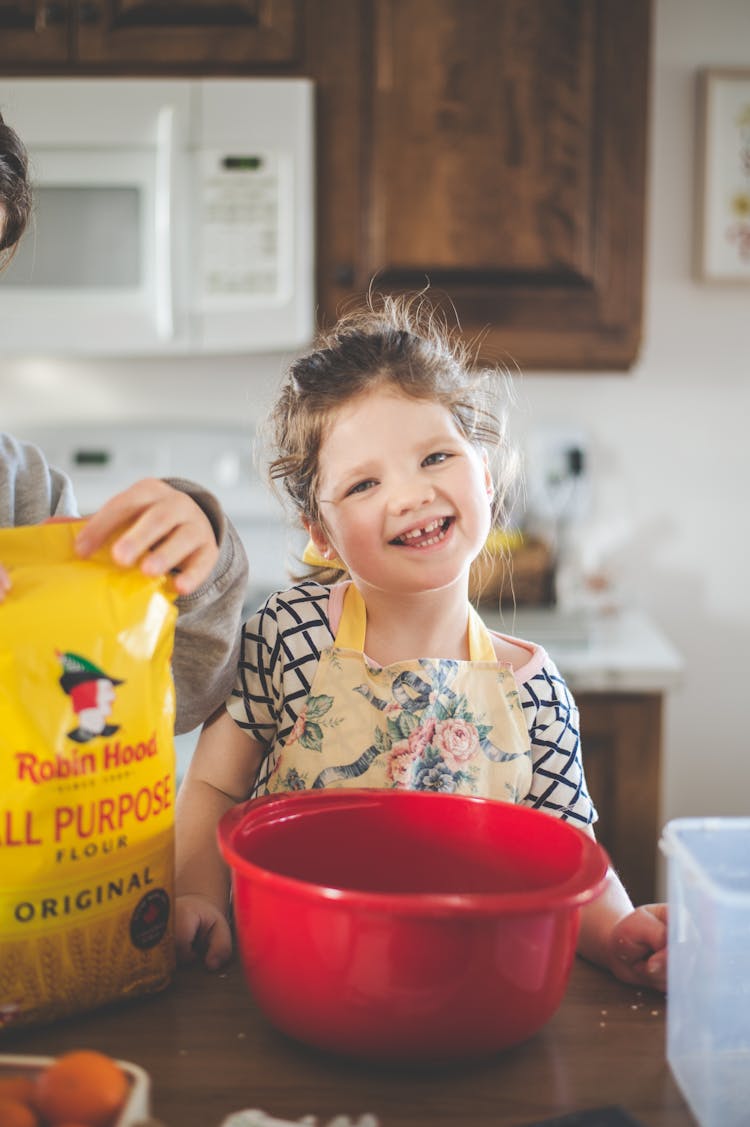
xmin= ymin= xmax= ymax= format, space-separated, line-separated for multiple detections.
xmin=3 ymin=958 xmax=692 ymax=1127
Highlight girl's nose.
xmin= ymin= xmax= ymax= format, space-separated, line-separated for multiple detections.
xmin=388 ymin=476 xmax=435 ymax=515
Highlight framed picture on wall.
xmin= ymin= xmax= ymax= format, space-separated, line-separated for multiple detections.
xmin=696 ymin=68 xmax=750 ymax=282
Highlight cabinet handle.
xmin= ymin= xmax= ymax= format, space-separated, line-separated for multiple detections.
xmin=78 ymin=0 xmax=100 ymax=23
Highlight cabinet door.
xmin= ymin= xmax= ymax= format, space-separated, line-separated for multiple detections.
xmin=577 ymin=692 xmax=662 ymax=906
xmin=311 ymin=0 xmax=651 ymax=371
xmin=0 ymin=0 xmax=70 ymax=65
xmin=75 ymin=0 xmax=303 ymax=69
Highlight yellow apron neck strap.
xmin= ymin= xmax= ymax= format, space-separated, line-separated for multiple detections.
xmin=468 ymin=603 xmax=498 ymax=662
xmin=334 ymin=583 xmax=498 ymax=662
xmin=334 ymin=583 xmax=368 ymax=650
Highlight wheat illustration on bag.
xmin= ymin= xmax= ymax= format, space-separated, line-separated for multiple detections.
xmin=0 ymin=520 xmax=178 ymax=1030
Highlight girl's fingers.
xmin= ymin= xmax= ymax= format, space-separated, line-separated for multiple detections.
xmin=75 ymin=479 xmax=168 ymax=557
xmin=74 ymin=481 xmax=219 ymax=589
xmin=109 ymin=500 xmax=199 ymax=567
xmin=146 ymin=541 xmax=218 ymax=595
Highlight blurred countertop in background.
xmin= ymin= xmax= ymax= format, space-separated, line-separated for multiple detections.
xmin=482 ymin=606 xmax=684 ymax=694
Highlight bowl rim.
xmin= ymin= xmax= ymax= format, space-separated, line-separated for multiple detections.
xmin=218 ymin=789 xmax=609 ymax=917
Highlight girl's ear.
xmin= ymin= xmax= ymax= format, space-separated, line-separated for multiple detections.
xmin=304 ymin=519 xmax=332 ymax=559
xmin=302 ymin=519 xmax=347 ymax=572
xmin=304 ymin=518 xmax=327 ymax=554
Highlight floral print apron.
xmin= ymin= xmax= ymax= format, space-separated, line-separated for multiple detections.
xmin=265 ymin=584 xmax=532 ymax=803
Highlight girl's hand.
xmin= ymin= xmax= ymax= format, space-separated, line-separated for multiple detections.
xmin=175 ymin=893 xmax=233 ymax=971
xmin=606 ymin=903 xmax=668 ymax=991
xmin=74 ymin=478 xmax=219 ymax=596
xmin=0 ymin=563 xmax=10 ymax=602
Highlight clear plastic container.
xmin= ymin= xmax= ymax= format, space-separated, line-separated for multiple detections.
xmin=660 ymin=817 xmax=750 ymax=1127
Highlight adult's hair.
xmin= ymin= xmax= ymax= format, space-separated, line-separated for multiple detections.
xmin=0 ymin=110 xmax=32 ymax=267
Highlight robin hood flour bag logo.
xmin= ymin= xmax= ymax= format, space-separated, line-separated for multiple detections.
xmin=0 ymin=520 xmax=178 ymax=1029
xmin=57 ymin=651 xmax=125 ymax=743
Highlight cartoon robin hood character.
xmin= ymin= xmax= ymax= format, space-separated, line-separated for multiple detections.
xmin=57 ymin=650 xmax=124 ymax=743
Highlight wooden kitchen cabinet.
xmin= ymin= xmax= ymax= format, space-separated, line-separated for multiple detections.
xmin=0 ymin=0 xmax=651 ymax=371
xmin=0 ymin=0 xmax=303 ymax=71
xmin=0 ymin=1 xmax=69 ymax=64
xmin=307 ymin=0 xmax=651 ymax=370
xmin=577 ymin=691 xmax=663 ymax=906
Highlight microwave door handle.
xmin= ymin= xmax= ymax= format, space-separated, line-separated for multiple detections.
xmin=154 ymin=105 xmax=175 ymax=341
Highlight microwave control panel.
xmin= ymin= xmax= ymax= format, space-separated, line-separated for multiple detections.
xmin=198 ymin=150 xmax=292 ymax=303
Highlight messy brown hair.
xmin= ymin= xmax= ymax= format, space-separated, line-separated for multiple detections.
xmin=266 ymin=293 xmax=519 ymax=583
xmin=0 ymin=110 xmax=32 ymax=270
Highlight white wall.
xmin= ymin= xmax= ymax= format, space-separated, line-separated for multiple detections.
xmin=3 ymin=0 xmax=749 ymax=831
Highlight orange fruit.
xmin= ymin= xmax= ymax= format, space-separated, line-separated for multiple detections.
xmin=0 ymin=1097 xmax=39 ymax=1127
xmin=34 ymin=1050 xmax=127 ymax=1127
xmin=0 ymin=1077 xmax=36 ymax=1103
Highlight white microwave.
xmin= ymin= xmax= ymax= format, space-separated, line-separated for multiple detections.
xmin=0 ymin=77 xmax=314 ymax=356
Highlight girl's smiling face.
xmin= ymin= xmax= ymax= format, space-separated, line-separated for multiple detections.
xmin=308 ymin=386 xmax=493 ymax=597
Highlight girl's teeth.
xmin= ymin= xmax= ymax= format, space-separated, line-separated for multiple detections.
xmin=403 ymin=519 xmax=441 ymax=540
xmin=397 ymin=519 xmax=448 ymax=546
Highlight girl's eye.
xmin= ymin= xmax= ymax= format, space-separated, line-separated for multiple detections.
xmin=423 ymin=451 xmax=451 ymax=467
xmin=346 ymin=479 xmax=377 ymax=496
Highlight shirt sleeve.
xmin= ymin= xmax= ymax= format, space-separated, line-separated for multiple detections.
xmin=226 ymin=583 xmax=335 ymax=754
xmin=518 ymin=659 xmax=597 ymax=827
xmin=164 ymin=477 xmax=249 ymax=735
xmin=226 ymin=594 xmax=286 ymax=748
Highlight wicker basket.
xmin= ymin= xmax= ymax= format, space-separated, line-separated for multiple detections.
xmin=469 ymin=535 xmax=555 ymax=608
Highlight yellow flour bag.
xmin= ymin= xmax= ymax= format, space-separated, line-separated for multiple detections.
xmin=0 ymin=520 xmax=178 ymax=1030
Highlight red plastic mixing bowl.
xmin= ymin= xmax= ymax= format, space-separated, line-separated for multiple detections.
xmin=218 ymin=789 xmax=609 ymax=1063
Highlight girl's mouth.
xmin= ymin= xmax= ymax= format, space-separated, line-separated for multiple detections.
xmin=390 ymin=517 xmax=453 ymax=548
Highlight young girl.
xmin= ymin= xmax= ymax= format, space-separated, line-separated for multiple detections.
xmin=175 ymin=296 xmax=668 ymax=990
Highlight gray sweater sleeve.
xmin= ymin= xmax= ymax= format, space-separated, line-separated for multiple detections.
xmin=0 ymin=432 xmax=78 ymax=522
xmin=165 ymin=477 xmax=249 ymax=735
